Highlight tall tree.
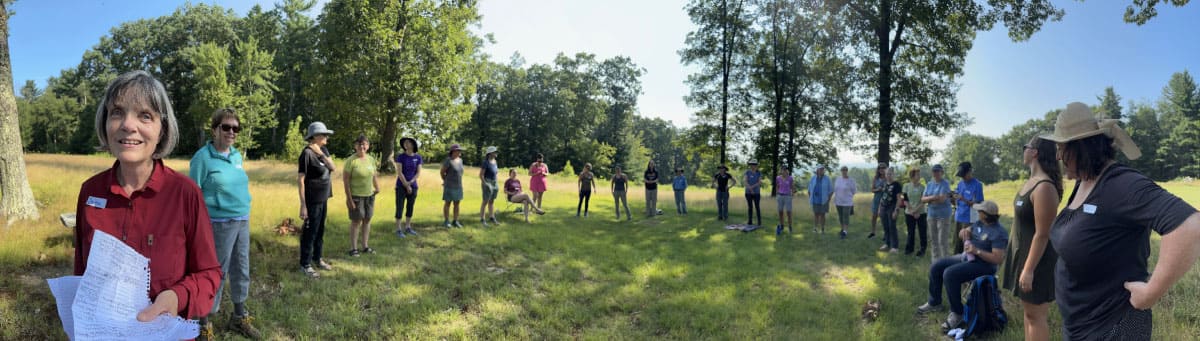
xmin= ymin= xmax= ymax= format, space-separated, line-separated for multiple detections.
xmin=681 ymin=0 xmax=755 ymax=165
xmin=995 ymin=110 xmax=1056 ymax=181
xmin=271 ymin=0 xmax=318 ymax=158
xmin=1125 ymin=101 xmax=1166 ymax=180
xmin=0 ymin=0 xmax=39 ymax=222
xmin=230 ymin=36 xmax=280 ymax=156
xmin=830 ymin=0 xmax=1062 ymax=165
xmin=1157 ymin=70 xmax=1200 ymax=178
xmin=942 ymin=132 xmax=1000 ymax=184
xmin=1096 ymin=86 xmax=1124 ymax=120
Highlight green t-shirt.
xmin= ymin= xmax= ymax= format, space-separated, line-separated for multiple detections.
xmin=902 ymin=182 xmax=926 ymax=214
xmin=344 ymin=156 xmax=377 ymax=197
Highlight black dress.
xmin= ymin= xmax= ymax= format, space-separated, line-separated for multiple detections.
xmin=1001 ymin=180 xmax=1058 ymax=304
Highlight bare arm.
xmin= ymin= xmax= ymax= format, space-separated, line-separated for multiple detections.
xmin=298 ymin=173 xmax=308 ymax=219
xmin=1127 ymin=213 xmax=1200 ymax=309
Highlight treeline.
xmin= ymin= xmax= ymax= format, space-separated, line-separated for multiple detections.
xmin=943 ymin=71 xmax=1200 ymax=183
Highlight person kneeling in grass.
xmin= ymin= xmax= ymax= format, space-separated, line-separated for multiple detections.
xmin=916 ymin=200 xmax=1008 ymax=330
xmin=504 ymin=169 xmax=545 ymax=222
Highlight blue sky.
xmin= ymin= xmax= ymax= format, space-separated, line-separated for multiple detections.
xmin=9 ymin=1 xmax=1199 ymax=163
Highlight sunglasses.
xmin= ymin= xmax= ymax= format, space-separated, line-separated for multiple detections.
xmin=1021 ymin=144 xmax=1033 ymax=152
xmin=218 ymin=124 xmax=242 ymax=133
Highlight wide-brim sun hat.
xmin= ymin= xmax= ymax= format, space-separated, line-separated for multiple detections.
xmin=449 ymin=144 xmax=462 ymax=152
xmin=972 ymin=201 xmax=1000 ymax=216
xmin=484 ymin=146 xmax=498 ymax=156
xmin=1040 ymin=102 xmax=1141 ymax=160
xmin=305 ymin=122 xmax=334 ymax=140
xmin=399 ymin=137 xmax=419 ymax=153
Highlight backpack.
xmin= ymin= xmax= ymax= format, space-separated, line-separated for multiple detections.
xmin=962 ymin=275 xmax=1008 ymax=337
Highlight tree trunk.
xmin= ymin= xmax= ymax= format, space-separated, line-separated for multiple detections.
xmin=0 ymin=3 xmax=40 ymax=223
xmin=719 ymin=0 xmax=729 ymax=166
xmin=875 ymin=0 xmax=894 ymax=166
xmin=770 ymin=15 xmax=782 ymax=197
xmin=378 ymin=0 xmax=411 ymax=175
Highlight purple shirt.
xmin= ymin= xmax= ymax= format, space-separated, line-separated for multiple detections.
xmin=394 ymin=153 xmax=423 ymax=189
xmin=776 ymin=175 xmax=793 ymax=195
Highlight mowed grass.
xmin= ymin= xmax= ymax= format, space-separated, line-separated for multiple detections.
xmin=2 ymin=153 xmax=1199 ymax=340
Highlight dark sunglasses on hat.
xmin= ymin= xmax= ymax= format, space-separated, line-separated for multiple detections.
xmin=219 ymin=124 xmax=242 ymax=133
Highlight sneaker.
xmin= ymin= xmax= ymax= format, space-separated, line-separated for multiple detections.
xmin=839 ymin=230 xmax=847 ymax=239
xmin=584 ymin=212 xmax=589 ymax=217
xmin=444 ymin=221 xmax=452 ymax=228
xmin=301 ymin=266 xmax=320 ymax=278
xmin=229 ymin=314 xmax=262 ymax=339
xmin=197 ymin=317 xmax=214 ymax=341
xmin=944 ymin=312 xmax=964 ymax=329
xmin=879 ymin=244 xmax=889 ymax=251
xmin=406 ymin=228 xmax=418 ymax=236
xmin=490 ymin=217 xmax=501 ymax=226
xmin=361 ymin=247 xmax=375 ymax=254
xmin=453 ymin=221 xmax=464 ymax=228
xmin=915 ymin=251 xmax=925 ymax=257
xmin=481 ymin=219 xmax=489 ymax=228
xmin=775 ymin=225 xmax=783 ymax=236
xmin=889 ymin=248 xmax=899 ymax=254
xmin=915 ymin=302 xmax=941 ymax=314
xmin=576 ymin=212 xmax=581 ymax=217
xmin=394 ymin=229 xmax=406 ymax=238
xmin=867 ymin=232 xmax=876 ymax=239
xmin=317 ymin=260 xmax=333 ymax=270
xmin=788 ymin=225 xmax=792 ymax=234
xmin=348 ymin=249 xmax=360 ymax=257
xmin=536 ymin=209 xmax=546 ymax=215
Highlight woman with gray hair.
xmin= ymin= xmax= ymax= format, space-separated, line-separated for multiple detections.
xmin=74 ymin=71 xmax=221 ymax=337
xmin=298 ymin=121 xmax=336 ymax=278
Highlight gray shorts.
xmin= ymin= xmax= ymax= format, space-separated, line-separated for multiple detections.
xmin=812 ymin=203 xmax=829 ymax=214
xmin=349 ymin=195 xmax=375 ymax=221
xmin=776 ymin=195 xmax=793 ymax=211
xmin=482 ymin=179 xmax=499 ymax=201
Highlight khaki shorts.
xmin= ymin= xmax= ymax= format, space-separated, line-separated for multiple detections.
xmin=349 ymin=195 xmax=375 ymax=221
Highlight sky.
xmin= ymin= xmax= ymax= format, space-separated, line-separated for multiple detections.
xmin=9 ymin=1 xmax=1200 ymax=164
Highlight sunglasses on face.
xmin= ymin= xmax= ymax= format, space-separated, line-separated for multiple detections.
xmin=219 ymin=124 xmax=241 ymax=133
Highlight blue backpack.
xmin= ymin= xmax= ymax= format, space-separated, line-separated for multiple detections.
xmin=962 ymin=275 xmax=1007 ymax=337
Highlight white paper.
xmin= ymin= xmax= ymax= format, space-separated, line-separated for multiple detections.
xmin=48 ymin=230 xmax=199 ymax=341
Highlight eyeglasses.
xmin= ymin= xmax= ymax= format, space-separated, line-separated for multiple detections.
xmin=219 ymin=124 xmax=242 ymax=133
xmin=1021 ymin=145 xmax=1033 ymax=152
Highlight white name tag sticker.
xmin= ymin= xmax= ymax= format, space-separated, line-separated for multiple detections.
xmin=1082 ymin=204 xmax=1098 ymax=214
xmin=85 ymin=196 xmax=107 ymax=209
xmin=1015 ymin=200 xmax=1024 ymax=207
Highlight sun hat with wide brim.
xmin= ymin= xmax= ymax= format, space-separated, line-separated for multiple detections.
xmin=484 ymin=146 xmax=498 ymax=156
xmin=1041 ymin=102 xmax=1141 ymax=160
xmin=305 ymin=122 xmax=334 ymax=140
xmin=399 ymin=137 xmax=419 ymax=153
xmin=449 ymin=144 xmax=462 ymax=152
xmin=972 ymin=200 xmax=1000 ymax=216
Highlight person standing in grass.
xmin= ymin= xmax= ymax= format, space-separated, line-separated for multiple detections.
xmin=644 ymin=160 xmax=660 ymax=218
xmin=298 ymin=121 xmax=336 ymax=278
xmin=529 ymin=153 xmax=549 ymax=209
xmin=393 ymin=137 xmax=422 ymax=237
xmin=189 ymin=108 xmax=259 ymax=338
xmin=878 ymin=167 xmax=902 ymax=253
xmin=744 ymin=160 xmax=763 ymax=226
xmin=808 ymin=165 xmax=833 ymax=234
xmin=834 ymin=166 xmax=857 ymax=239
xmin=441 ymin=144 xmax=465 ymax=228
xmin=76 ymin=70 xmax=221 ymax=338
xmin=953 ymin=161 xmax=984 ymax=254
xmin=917 ymin=201 xmax=1008 ymax=330
xmin=922 ymin=164 xmax=953 ymax=261
xmin=1041 ymin=102 xmax=1200 ymax=339
xmin=672 ymin=167 xmax=688 ymax=215
xmin=504 ymin=169 xmax=545 ymax=222
xmin=577 ymin=163 xmax=597 ymax=217
xmin=343 ymin=134 xmax=380 ymax=257
xmin=480 ymin=146 xmax=501 ymax=227
xmin=999 ymin=136 xmax=1061 ymax=341
xmin=902 ymin=167 xmax=928 ymax=257
xmin=713 ymin=165 xmax=736 ymax=221
xmin=869 ymin=163 xmax=887 ymax=238
xmin=775 ymin=165 xmax=795 ymax=236
xmin=612 ymin=166 xmax=632 ymax=220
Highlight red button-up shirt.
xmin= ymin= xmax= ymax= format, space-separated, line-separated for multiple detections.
xmin=74 ymin=160 xmax=221 ymax=319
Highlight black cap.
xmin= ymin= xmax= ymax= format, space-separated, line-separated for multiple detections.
xmin=956 ymin=162 xmax=973 ymax=177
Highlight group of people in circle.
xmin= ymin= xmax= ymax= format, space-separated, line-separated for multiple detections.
xmin=68 ymin=70 xmax=1200 ymax=340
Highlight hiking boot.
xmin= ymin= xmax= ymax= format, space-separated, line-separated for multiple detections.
xmin=915 ymin=302 xmax=941 ymax=314
xmin=944 ymin=312 xmax=964 ymax=329
xmin=229 ymin=314 xmax=262 ymax=339
xmin=197 ymin=317 xmax=214 ymax=341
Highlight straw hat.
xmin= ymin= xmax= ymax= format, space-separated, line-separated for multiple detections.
xmin=1041 ymin=102 xmax=1141 ymax=160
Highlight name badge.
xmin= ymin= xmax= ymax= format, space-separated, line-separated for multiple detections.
xmin=1015 ymin=200 xmax=1024 ymax=207
xmin=86 ymin=196 xmax=107 ymax=209
xmin=1082 ymin=204 xmax=1098 ymax=214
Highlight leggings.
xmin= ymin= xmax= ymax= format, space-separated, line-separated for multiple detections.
xmin=745 ymin=193 xmax=761 ymax=225
xmin=905 ymin=213 xmax=928 ymax=254
xmin=577 ymin=190 xmax=591 ymax=215
xmin=395 ymin=186 xmax=418 ymax=219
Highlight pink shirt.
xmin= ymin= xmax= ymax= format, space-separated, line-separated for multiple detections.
xmin=775 ymin=175 xmax=793 ymax=195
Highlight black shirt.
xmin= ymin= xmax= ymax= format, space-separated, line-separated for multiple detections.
xmin=299 ymin=146 xmax=333 ymax=204
xmin=1051 ymin=165 xmax=1196 ymax=340
xmin=879 ymin=181 xmax=902 ymax=210
xmin=714 ymin=173 xmax=733 ymax=193
xmin=644 ymin=168 xmax=659 ymax=190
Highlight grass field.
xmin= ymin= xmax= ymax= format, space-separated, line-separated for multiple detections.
xmin=2 ymin=153 xmax=1199 ymax=340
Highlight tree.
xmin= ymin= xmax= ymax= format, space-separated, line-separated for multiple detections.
xmin=0 ymin=0 xmax=39 ymax=222
xmin=1096 ymin=86 xmax=1124 ymax=121
xmin=942 ymin=132 xmax=1000 ymax=184
xmin=829 ymin=0 xmax=1063 ymax=165
xmin=183 ymin=42 xmax=235 ymax=148
xmin=995 ymin=110 xmax=1056 ymax=181
xmin=1124 ymin=0 xmax=1192 ymax=25
xmin=230 ymin=36 xmax=280 ymax=156
xmin=1125 ymin=101 xmax=1166 ymax=180
xmin=1157 ymin=70 xmax=1200 ymax=179
xmin=681 ymin=0 xmax=755 ymax=165
xmin=270 ymin=0 xmax=319 ymax=158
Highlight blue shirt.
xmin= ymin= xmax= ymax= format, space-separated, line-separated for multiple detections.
xmin=481 ymin=159 xmax=499 ymax=181
xmin=744 ymin=170 xmax=763 ymax=195
xmin=672 ymin=175 xmax=687 ymax=191
xmin=189 ymin=142 xmax=252 ymax=220
xmin=924 ymin=179 xmax=952 ymax=218
xmin=955 ymin=178 xmax=985 ymax=223
xmin=969 ymin=220 xmax=1009 ymax=269
xmin=808 ymin=175 xmax=832 ymax=205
